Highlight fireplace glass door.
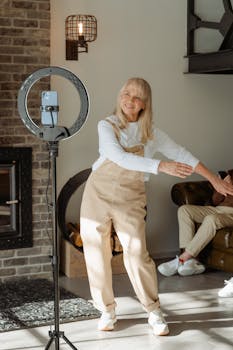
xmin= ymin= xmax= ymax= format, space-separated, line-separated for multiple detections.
xmin=0 ymin=165 xmax=17 ymax=231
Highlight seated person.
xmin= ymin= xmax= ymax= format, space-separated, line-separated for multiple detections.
xmin=218 ymin=276 xmax=233 ymax=297
xmin=158 ymin=170 xmax=233 ymax=276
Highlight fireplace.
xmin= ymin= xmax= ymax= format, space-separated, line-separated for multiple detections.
xmin=0 ymin=147 xmax=32 ymax=250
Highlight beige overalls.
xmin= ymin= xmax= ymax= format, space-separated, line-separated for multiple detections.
xmin=80 ymin=145 xmax=160 ymax=313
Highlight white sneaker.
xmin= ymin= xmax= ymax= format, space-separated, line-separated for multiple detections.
xmin=148 ymin=309 xmax=169 ymax=336
xmin=178 ymin=258 xmax=205 ymax=276
xmin=97 ymin=310 xmax=117 ymax=331
xmin=157 ymin=256 xmax=180 ymax=276
xmin=218 ymin=277 xmax=233 ymax=298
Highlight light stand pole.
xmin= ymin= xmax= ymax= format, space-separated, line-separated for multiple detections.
xmin=17 ymin=67 xmax=89 ymax=350
xmin=45 ymin=141 xmax=78 ymax=350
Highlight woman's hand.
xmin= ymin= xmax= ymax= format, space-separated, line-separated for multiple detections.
xmin=158 ymin=161 xmax=194 ymax=178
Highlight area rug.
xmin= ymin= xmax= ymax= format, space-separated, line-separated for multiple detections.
xmin=0 ymin=278 xmax=100 ymax=332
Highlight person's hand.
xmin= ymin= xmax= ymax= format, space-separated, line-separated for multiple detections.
xmin=194 ymin=162 xmax=233 ymax=197
xmin=210 ymin=174 xmax=233 ymax=196
xmin=158 ymin=161 xmax=194 ymax=178
xmin=223 ymin=174 xmax=232 ymax=184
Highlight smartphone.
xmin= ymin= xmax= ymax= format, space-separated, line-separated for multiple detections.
xmin=41 ymin=91 xmax=58 ymax=126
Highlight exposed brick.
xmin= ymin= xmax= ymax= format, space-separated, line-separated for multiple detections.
xmin=17 ymin=247 xmax=41 ymax=256
xmin=41 ymin=246 xmax=52 ymax=255
xmin=21 ymin=272 xmax=51 ymax=280
xmin=25 ymin=64 xmax=50 ymax=74
xmin=13 ymin=37 xmax=38 ymax=46
xmin=14 ymin=126 xmax=29 ymax=134
xmin=0 ymin=136 xmax=26 ymax=144
xmin=0 ymin=0 xmax=51 ymax=282
xmin=13 ymin=18 xmax=38 ymax=28
xmin=0 ymin=250 xmax=15 ymax=258
xmin=39 ymin=3 xmax=50 ymax=11
xmin=13 ymin=73 xmax=31 ymax=81
xmin=0 ymin=36 xmax=11 ymax=44
xmin=13 ymin=55 xmax=38 ymax=64
xmin=38 ymin=55 xmax=50 ymax=65
xmin=0 ymin=268 xmax=16 ymax=277
xmin=0 ymin=109 xmax=13 ymax=117
xmin=0 ymin=75 xmax=11 ymax=83
xmin=1 ymin=127 xmax=15 ymax=135
xmin=0 ymin=100 xmax=15 ymax=108
xmin=0 ymin=55 xmax=12 ymax=63
xmin=33 ymin=238 xmax=52 ymax=246
xmin=0 ymin=8 xmax=26 ymax=19
xmin=0 ymin=63 xmax=24 ymax=72
xmin=32 ymin=212 xmax=42 ymax=221
xmin=0 ymin=91 xmax=13 ymax=99
xmin=0 ymin=1 xmax=12 ymax=8
xmin=31 ymin=230 xmax=42 ymax=238
xmin=11 ymin=1 xmax=37 ymax=10
xmin=29 ymin=255 xmax=50 ymax=264
xmin=32 ymin=161 xmax=40 ymax=169
xmin=40 ymin=38 xmax=49 ymax=47
xmin=1 ymin=46 xmax=24 ymax=54
xmin=41 ymin=161 xmax=50 ymax=168
xmin=0 ymin=27 xmax=25 ymax=36
xmin=32 ymin=203 xmax=50 ymax=212
xmin=35 ymin=152 xmax=49 ymax=161
xmin=32 ymin=187 xmax=46 ymax=196
xmin=0 ymin=117 xmax=22 ymax=126
xmin=33 ymin=221 xmax=50 ymax=230
xmin=0 ymin=82 xmax=20 ymax=90
xmin=17 ymin=265 xmax=42 ymax=274
xmin=40 ymin=20 xmax=50 ymax=29
xmin=43 ymin=264 xmax=52 ymax=272
xmin=40 ymin=213 xmax=51 ymax=221
xmin=0 ymin=18 xmax=11 ymax=26
xmin=27 ymin=10 xmax=50 ymax=20
xmin=41 ymin=229 xmax=53 ymax=238
xmin=4 ymin=257 xmax=28 ymax=267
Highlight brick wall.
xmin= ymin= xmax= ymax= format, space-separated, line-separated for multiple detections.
xmin=0 ymin=0 xmax=52 ymax=281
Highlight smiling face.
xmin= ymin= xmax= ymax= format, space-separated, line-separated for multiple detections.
xmin=119 ymin=83 xmax=145 ymax=122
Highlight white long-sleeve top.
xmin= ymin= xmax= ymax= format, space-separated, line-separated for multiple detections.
xmin=92 ymin=115 xmax=199 ymax=181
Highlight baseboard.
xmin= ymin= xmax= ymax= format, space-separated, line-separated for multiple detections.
xmin=151 ymin=250 xmax=179 ymax=260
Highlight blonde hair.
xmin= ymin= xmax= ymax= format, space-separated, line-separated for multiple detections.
xmin=113 ymin=77 xmax=154 ymax=144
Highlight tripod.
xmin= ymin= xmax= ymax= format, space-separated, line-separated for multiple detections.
xmin=44 ymin=141 xmax=78 ymax=350
xmin=17 ymin=66 xmax=89 ymax=350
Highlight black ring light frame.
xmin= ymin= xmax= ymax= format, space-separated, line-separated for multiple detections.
xmin=18 ymin=66 xmax=89 ymax=141
xmin=18 ymin=66 xmax=89 ymax=350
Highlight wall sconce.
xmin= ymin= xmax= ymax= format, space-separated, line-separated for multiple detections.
xmin=65 ymin=15 xmax=97 ymax=60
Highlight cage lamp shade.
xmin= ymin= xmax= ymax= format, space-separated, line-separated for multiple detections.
xmin=65 ymin=15 xmax=97 ymax=60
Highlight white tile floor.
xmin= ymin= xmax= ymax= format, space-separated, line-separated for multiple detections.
xmin=1 ymin=270 xmax=233 ymax=350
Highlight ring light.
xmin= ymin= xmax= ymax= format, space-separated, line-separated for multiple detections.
xmin=17 ymin=66 xmax=89 ymax=142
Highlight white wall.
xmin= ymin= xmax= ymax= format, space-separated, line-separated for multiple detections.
xmin=51 ymin=0 xmax=233 ymax=258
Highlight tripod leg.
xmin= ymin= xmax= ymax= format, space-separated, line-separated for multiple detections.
xmin=44 ymin=331 xmax=78 ymax=350
xmin=44 ymin=336 xmax=55 ymax=350
xmin=62 ymin=333 xmax=79 ymax=350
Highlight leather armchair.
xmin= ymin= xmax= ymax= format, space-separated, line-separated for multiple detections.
xmin=171 ymin=180 xmax=233 ymax=273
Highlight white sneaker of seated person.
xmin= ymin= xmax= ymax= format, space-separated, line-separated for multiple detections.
xmin=218 ymin=277 xmax=233 ymax=298
xmin=178 ymin=258 xmax=205 ymax=276
xmin=98 ymin=310 xmax=117 ymax=331
xmin=148 ymin=308 xmax=169 ymax=336
xmin=157 ymin=256 xmax=180 ymax=277
xmin=158 ymin=256 xmax=205 ymax=277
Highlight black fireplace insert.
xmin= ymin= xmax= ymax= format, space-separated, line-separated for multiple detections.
xmin=0 ymin=147 xmax=32 ymax=250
